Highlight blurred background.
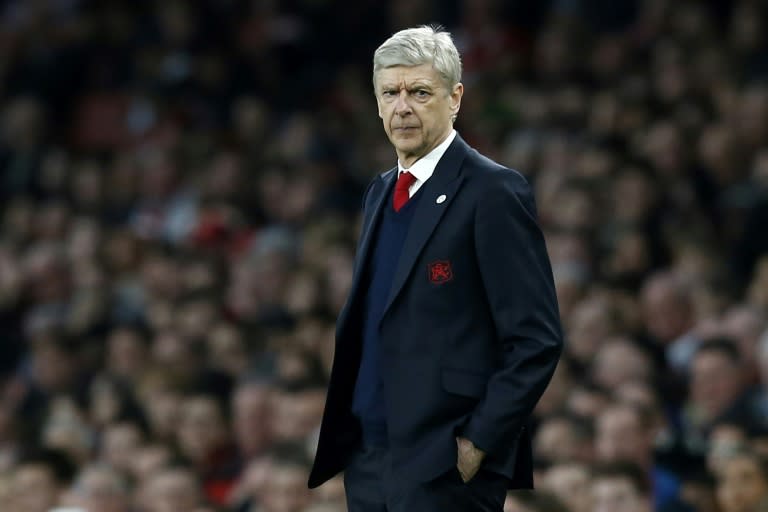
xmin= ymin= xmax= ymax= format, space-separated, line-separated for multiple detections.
xmin=1 ymin=0 xmax=768 ymax=511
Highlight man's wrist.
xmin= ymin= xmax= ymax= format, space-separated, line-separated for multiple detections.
xmin=458 ymin=436 xmax=486 ymax=459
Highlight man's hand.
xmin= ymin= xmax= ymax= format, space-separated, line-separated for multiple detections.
xmin=456 ymin=436 xmax=486 ymax=483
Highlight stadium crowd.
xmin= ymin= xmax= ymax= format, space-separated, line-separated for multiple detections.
xmin=1 ymin=0 xmax=768 ymax=511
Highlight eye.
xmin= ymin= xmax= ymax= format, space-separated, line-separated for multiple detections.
xmin=414 ymin=89 xmax=430 ymax=98
xmin=382 ymin=90 xmax=397 ymax=98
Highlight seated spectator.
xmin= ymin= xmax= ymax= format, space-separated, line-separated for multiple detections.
xmin=640 ymin=271 xmax=697 ymax=372
xmin=684 ymin=338 xmax=759 ymax=443
xmin=232 ymin=377 xmax=275 ymax=460
xmin=176 ymin=393 xmax=240 ymax=506
xmin=596 ymin=401 xmax=680 ymax=509
xmin=591 ymin=461 xmax=652 ymax=512
xmin=236 ymin=442 xmax=312 ymax=512
xmin=590 ymin=336 xmax=654 ymax=390
xmin=541 ymin=461 xmax=591 ymax=512
xmin=139 ymin=465 xmax=208 ymax=512
xmin=504 ymin=489 xmax=571 ymax=512
xmin=62 ymin=464 xmax=130 ymax=512
xmin=8 ymin=448 xmax=77 ymax=512
xmin=533 ymin=412 xmax=594 ymax=465
xmin=716 ymin=449 xmax=768 ymax=512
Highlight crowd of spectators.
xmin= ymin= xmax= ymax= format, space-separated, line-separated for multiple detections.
xmin=1 ymin=0 xmax=768 ymax=511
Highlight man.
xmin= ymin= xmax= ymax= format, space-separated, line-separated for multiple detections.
xmin=542 ymin=462 xmax=591 ymax=512
xmin=232 ymin=378 xmax=274 ymax=459
xmin=686 ymin=339 xmax=753 ymax=438
xmin=10 ymin=448 xmax=76 ymax=512
xmin=308 ymin=25 xmax=562 ymax=511
xmin=140 ymin=465 xmax=206 ymax=512
xmin=64 ymin=465 xmax=130 ymax=512
xmin=595 ymin=402 xmax=680 ymax=509
xmin=591 ymin=462 xmax=652 ymax=512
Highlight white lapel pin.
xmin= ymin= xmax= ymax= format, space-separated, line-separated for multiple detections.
xmin=436 ymin=194 xmax=447 ymax=204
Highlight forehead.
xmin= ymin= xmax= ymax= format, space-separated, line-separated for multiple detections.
xmin=375 ymin=64 xmax=443 ymax=88
xmin=593 ymin=478 xmax=635 ymax=496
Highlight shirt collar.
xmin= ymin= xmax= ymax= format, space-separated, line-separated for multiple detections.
xmin=397 ymin=129 xmax=457 ymax=182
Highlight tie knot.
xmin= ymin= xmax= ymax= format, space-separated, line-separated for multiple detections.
xmin=396 ymin=171 xmax=417 ymax=191
xmin=393 ymin=171 xmax=417 ymax=212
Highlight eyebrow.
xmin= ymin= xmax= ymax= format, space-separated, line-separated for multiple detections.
xmin=379 ymin=82 xmax=436 ymax=91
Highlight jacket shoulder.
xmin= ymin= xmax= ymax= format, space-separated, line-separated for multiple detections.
xmin=463 ymin=148 xmax=531 ymax=191
xmin=361 ymin=167 xmax=396 ymax=209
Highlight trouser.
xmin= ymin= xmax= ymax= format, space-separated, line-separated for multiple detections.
xmin=343 ymin=443 xmax=509 ymax=512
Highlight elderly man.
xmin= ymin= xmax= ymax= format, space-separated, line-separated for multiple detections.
xmin=309 ymin=25 xmax=562 ymax=511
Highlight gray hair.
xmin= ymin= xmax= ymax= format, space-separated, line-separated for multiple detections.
xmin=373 ymin=25 xmax=462 ymax=91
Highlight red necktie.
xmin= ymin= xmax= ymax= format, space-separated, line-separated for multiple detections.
xmin=393 ymin=171 xmax=417 ymax=212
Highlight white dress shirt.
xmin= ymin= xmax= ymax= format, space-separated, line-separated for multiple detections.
xmin=397 ymin=129 xmax=457 ymax=197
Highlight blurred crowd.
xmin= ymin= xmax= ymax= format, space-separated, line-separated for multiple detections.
xmin=1 ymin=0 xmax=768 ymax=511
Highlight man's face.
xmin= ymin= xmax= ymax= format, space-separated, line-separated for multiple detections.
xmin=144 ymin=470 xmax=200 ymax=512
xmin=596 ymin=408 xmax=649 ymax=466
xmin=691 ymin=351 xmax=743 ymax=422
xmin=544 ymin=464 xmax=591 ymax=512
xmin=233 ymin=385 xmax=272 ymax=455
xmin=70 ymin=470 xmax=129 ymax=512
xmin=374 ymin=64 xmax=462 ymax=167
xmin=12 ymin=464 xmax=60 ymax=512
xmin=177 ymin=397 xmax=227 ymax=462
xmin=592 ymin=477 xmax=648 ymax=512
xmin=717 ymin=455 xmax=768 ymax=512
xmin=260 ymin=465 xmax=310 ymax=512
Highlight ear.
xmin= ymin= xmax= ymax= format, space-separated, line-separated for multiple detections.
xmin=450 ymin=82 xmax=464 ymax=114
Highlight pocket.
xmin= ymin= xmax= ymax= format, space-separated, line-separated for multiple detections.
xmin=441 ymin=367 xmax=488 ymax=398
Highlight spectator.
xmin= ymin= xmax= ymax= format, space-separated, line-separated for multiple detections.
xmin=684 ymin=339 xmax=756 ymax=442
xmin=595 ymin=402 xmax=680 ymax=508
xmin=8 ymin=448 xmax=77 ymax=512
xmin=176 ymin=393 xmax=239 ymax=505
xmin=716 ymin=450 xmax=768 ymax=512
xmin=504 ymin=489 xmax=571 ymax=512
xmin=541 ymin=462 xmax=591 ymax=512
xmin=139 ymin=465 xmax=208 ymax=512
xmin=590 ymin=336 xmax=655 ymax=390
xmin=237 ymin=443 xmax=313 ymax=512
xmin=534 ymin=412 xmax=594 ymax=466
xmin=232 ymin=378 xmax=275 ymax=460
xmin=63 ymin=464 xmax=130 ymax=512
xmin=640 ymin=271 xmax=697 ymax=372
xmin=591 ymin=462 xmax=652 ymax=512
xmin=99 ymin=420 xmax=145 ymax=475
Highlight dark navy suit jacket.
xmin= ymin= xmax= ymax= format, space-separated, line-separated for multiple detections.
xmin=308 ymin=134 xmax=563 ymax=489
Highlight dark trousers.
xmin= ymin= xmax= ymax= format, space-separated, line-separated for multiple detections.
xmin=343 ymin=444 xmax=509 ymax=512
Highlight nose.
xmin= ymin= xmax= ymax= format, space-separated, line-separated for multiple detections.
xmin=394 ymin=90 xmax=412 ymax=116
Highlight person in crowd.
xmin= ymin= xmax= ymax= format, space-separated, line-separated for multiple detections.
xmin=8 ymin=448 xmax=77 ymax=512
xmin=62 ymin=464 xmax=130 ymax=512
xmin=541 ymin=462 xmax=591 ymax=512
xmin=716 ymin=450 xmax=768 ymax=512
xmin=595 ymin=401 xmax=680 ymax=508
xmin=684 ymin=339 xmax=757 ymax=442
xmin=591 ymin=462 xmax=652 ymax=512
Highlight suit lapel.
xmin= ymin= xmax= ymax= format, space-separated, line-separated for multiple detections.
xmin=381 ymin=135 xmax=470 ymax=320
xmin=356 ymin=169 xmax=396 ymax=279
xmin=338 ymin=169 xmax=396 ymax=331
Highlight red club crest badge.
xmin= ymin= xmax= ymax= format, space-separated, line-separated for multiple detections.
xmin=428 ymin=260 xmax=453 ymax=284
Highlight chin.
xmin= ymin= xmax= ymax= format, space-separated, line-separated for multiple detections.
xmin=393 ymin=138 xmax=423 ymax=153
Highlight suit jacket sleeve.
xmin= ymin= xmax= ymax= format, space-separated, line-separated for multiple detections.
xmin=462 ymin=169 xmax=563 ymax=455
